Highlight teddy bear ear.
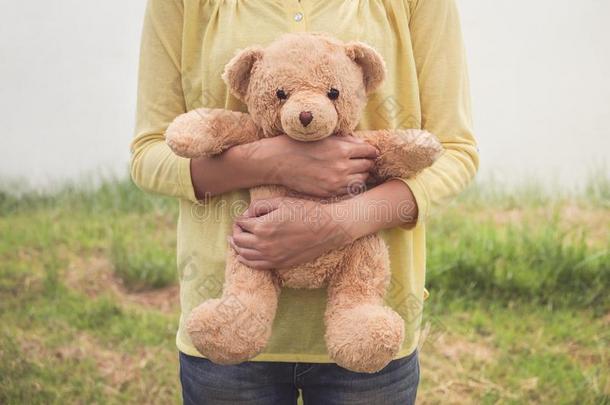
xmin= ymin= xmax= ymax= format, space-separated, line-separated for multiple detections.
xmin=344 ymin=42 xmax=386 ymax=95
xmin=222 ymin=46 xmax=264 ymax=101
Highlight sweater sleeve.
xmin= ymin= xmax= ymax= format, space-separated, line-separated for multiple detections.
xmin=130 ymin=0 xmax=197 ymax=202
xmin=399 ymin=0 xmax=480 ymax=222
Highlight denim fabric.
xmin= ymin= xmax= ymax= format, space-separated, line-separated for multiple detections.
xmin=179 ymin=350 xmax=419 ymax=405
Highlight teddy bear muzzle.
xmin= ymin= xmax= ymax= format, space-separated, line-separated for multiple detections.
xmin=280 ymin=91 xmax=338 ymax=141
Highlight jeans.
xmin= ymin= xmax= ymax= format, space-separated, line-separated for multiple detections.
xmin=179 ymin=350 xmax=419 ymax=405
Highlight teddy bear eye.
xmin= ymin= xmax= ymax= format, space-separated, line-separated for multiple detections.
xmin=327 ymin=88 xmax=340 ymax=100
xmin=276 ymin=89 xmax=288 ymax=100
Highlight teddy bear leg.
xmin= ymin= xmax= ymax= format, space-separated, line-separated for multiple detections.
xmin=187 ymin=250 xmax=280 ymax=365
xmin=324 ymin=235 xmax=405 ymax=373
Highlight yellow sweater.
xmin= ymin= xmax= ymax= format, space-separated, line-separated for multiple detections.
xmin=131 ymin=0 xmax=478 ymax=362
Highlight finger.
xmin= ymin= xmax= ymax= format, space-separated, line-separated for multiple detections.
xmin=227 ymin=232 xmax=258 ymax=250
xmin=229 ymin=238 xmax=265 ymax=261
xmin=345 ymin=143 xmax=379 ymax=159
xmin=232 ymin=223 xmax=244 ymax=237
xmin=231 ymin=230 xmax=259 ymax=249
xmin=236 ymin=255 xmax=275 ymax=270
xmin=234 ymin=216 xmax=259 ymax=233
xmin=243 ymin=198 xmax=283 ymax=218
xmin=346 ymin=158 xmax=375 ymax=174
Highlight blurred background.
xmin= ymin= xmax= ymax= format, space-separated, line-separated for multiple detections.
xmin=1 ymin=0 xmax=609 ymax=188
xmin=1 ymin=0 xmax=608 ymax=404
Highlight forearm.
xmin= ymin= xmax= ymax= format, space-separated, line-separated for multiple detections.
xmin=329 ymin=180 xmax=418 ymax=242
xmin=190 ymin=141 xmax=270 ymax=199
xmin=133 ymin=135 xmax=273 ymax=201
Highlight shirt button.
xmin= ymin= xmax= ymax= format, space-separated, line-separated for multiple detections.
xmin=293 ymin=12 xmax=304 ymax=22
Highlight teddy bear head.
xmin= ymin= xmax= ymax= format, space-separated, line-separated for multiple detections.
xmin=222 ymin=33 xmax=386 ymax=141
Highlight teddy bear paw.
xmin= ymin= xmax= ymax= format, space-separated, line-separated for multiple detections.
xmin=186 ymin=298 xmax=271 ymax=365
xmin=325 ymin=304 xmax=405 ymax=373
xmin=166 ymin=132 xmax=197 ymax=158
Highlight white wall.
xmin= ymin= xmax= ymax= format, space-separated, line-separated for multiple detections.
xmin=0 ymin=1 xmax=146 ymax=187
xmin=460 ymin=0 xmax=610 ymax=184
xmin=0 ymin=0 xmax=608 ymax=188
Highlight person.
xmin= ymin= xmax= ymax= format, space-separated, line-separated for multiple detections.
xmin=131 ymin=0 xmax=478 ymax=403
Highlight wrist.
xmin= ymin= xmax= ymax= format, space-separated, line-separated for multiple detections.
xmin=323 ymin=199 xmax=371 ymax=244
xmin=227 ymin=141 xmax=272 ymax=187
xmin=189 ymin=157 xmax=211 ymax=200
xmin=344 ymin=196 xmax=380 ymax=239
xmin=326 ymin=180 xmax=418 ymax=240
xmin=244 ymin=136 xmax=288 ymax=186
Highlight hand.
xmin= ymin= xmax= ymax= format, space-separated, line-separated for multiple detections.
xmin=252 ymin=135 xmax=378 ymax=197
xmin=229 ymin=197 xmax=355 ymax=270
xmin=229 ymin=180 xmax=419 ymax=270
xmin=189 ymin=134 xmax=377 ymax=199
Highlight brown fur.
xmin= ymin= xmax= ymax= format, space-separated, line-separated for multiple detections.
xmin=166 ymin=33 xmax=443 ymax=373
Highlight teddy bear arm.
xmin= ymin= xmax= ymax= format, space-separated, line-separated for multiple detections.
xmin=166 ymin=108 xmax=262 ymax=158
xmin=355 ymin=129 xmax=443 ymax=181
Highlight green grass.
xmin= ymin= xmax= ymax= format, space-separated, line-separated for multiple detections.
xmin=427 ymin=210 xmax=609 ymax=310
xmin=421 ymin=299 xmax=609 ymax=404
xmin=109 ymin=224 xmax=176 ymax=291
xmin=1 ymin=176 xmax=608 ymax=404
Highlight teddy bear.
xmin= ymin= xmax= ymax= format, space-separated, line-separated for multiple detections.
xmin=165 ymin=32 xmax=442 ymax=373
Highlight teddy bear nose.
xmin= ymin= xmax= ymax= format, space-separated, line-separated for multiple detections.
xmin=299 ymin=111 xmax=313 ymax=127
